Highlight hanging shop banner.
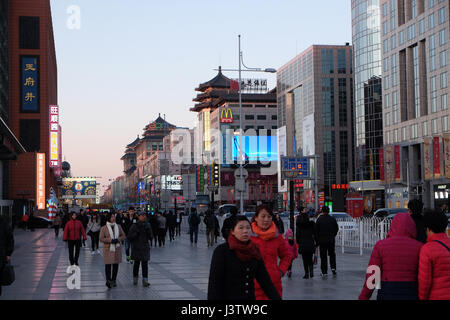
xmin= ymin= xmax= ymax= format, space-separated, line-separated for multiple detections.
xmin=49 ymin=105 xmax=59 ymax=167
xmin=21 ymin=56 xmax=39 ymax=112
xmin=434 ymin=136 xmax=441 ymax=178
xmin=379 ymin=148 xmax=385 ymax=182
xmin=385 ymin=146 xmax=393 ymax=184
xmin=394 ymin=145 xmax=401 ymax=182
xmin=444 ymin=133 xmax=450 ymax=178
xmin=36 ymin=153 xmax=46 ymax=210
xmin=424 ymin=138 xmax=432 ymax=180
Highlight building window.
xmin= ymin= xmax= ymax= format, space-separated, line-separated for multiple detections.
xmin=423 ymin=121 xmax=428 ymax=136
xmin=430 ymin=34 xmax=437 ymax=71
xmin=338 ymin=78 xmax=347 ymax=126
xmin=383 ymin=57 xmax=390 ymax=72
xmin=386 ymin=131 xmax=391 ymax=144
xmin=384 ymin=74 xmax=390 ymax=90
xmin=429 ymin=13 xmax=436 ymax=29
xmin=19 ymin=119 xmax=40 ymax=151
xmin=407 ymin=24 xmax=416 ymax=41
xmin=440 ymin=50 xmax=447 ymax=67
xmin=402 ymin=127 xmax=407 ymax=141
xmin=393 ymin=91 xmax=399 ymax=123
xmin=411 ymin=124 xmax=419 ymax=139
xmin=383 ymin=39 xmax=389 ymax=53
xmin=431 ymin=76 xmax=438 ymax=113
xmin=383 ymin=2 xmax=388 ymax=17
xmin=442 ymin=116 xmax=448 ymax=132
xmin=432 ymin=118 xmax=438 ymax=134
xmin=438 ymin=7 xmax=446 ymax=24
xmin=394 ymin=129 xmax=399 ymax=143
xmin=413 ymin=46 xmax=421 ymax=118
xmin=386 ymin=112 xmax=391 ymax=126
xmin=152 ymin=142 xmax=157 ymax=150
xmin=429 ymin=0 xmax=435 ymax=9
xmin=442 ymin=93 xmax=448 ymax=110
xmin=257 ymin=115 xmax=266 ymax=120
xmin=383 ymin=21 xmax=389 ymax=35
xmin=412 ymin=0 xmax=418 ymax=19
xmin=322 ymin=78 xmax=335 ymax=127
xmin=439 ymin=29 xmax=446 ymax=46
xmin=391 ymin=53 xmax=398 ymax=86
xmin=441 ymin=72 xmax=448 ymax=88
xmin=159 ymin=143 xmax=163 ymax=150
xmin=245 ymin=114 xmax=254 ymax=120
xmin=399 ymin=30 xmax=405 ymax=45
xmin=391 ymin=34 xmax=397 ymax=49
xmin=321 ymin=49 xmax=334 ymax=74
xmin=384 ymin=93 xmax=391 ymax=109
xmin=337 ymin=49 xmax=346 ymax=74
xmin=19 ymin=16 xmax=40 ymax=49
xmin=271 ymin=115 xmax=277 ymax=120
xmin=419 ymin=19 xmax=425 ymax=34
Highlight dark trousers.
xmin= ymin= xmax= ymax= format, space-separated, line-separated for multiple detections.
xmin=89 ymin=231 xmax=100 ymax=251
xmin=151 ymin=230 xmax=158 ymax=247
xmin=301 ymin=251 xmax=314 ymax=274
xmin=68 ymin=240 xmax=81 ymax=265
xmin=175 ymin=223 xmax=181 ymax=236
xmin=133 ymin=260 xmax=148 ymax=278
xmin=319 ymin=242 xmax=336 ymax=274
xmin=168 ymin=226 xmax=175 ymax=241
xmin=158 ymin=228 xmax=166 ymax=246
xmin=105 ymin=264 xmax=119 ymax=281
xmin=190 ymin=226 xmax=198 ymax=243
xmin=0 ymin=264 xmax=3 ymax=296
xmin=54 ymin=225 xmax=60 ymax=237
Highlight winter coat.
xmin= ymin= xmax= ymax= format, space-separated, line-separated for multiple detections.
xmin=296 ymin=220 xmax=317 ymax=254
xmin=315 ymin=214 xmax=339 ymax=244
xmin=204 ymin=213 xmax=218 ymax=230
xmin=87 ymin=218 xmax=101 ymax=233
xmin=167 ymin=213 xmax=177 ymax=228
xmin=127 ymin=221 xmax=153 ymax=261
xmin=418 ymin=233 xmax=450 ymax=300
xmin=175 ymin=213 xmax=183 ymax=225
xmin=149 ymin=215 xmax=159 ymax=233
xmin=63 ymin=219 xmax=87 ymax=241
xmin=251 ymin=222 xmax=292 ymax=300
xmin=99 ymin=224 xmax=126 ymax=265
xmin=188 ymin=212 xmax=201 ymax=227
xmin=274 ymin=216 xmax=285 ymax=235
xmin=77 ymin=214 xmax=89 ymax=229
xmin=284 ymin=229 xmax=298 ymax=260
xmin=117 ymin=215 xmax=132 ymax=235
xmin=0 ymin=217 xmax=14 ymax=267
xmin=359 ymin=213 xmax=423 ymax=300
xmin=157 ymin=215 xmax=167 ymax=229
xmin=410 ymin=213 xmax=427 ymax=244
xmin=208 ymin=242 xmax=281 ymax=300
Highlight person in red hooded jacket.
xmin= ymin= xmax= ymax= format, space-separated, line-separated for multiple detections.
xmin=359 ymin=213 xmax=423 ymax=300
xmin=251 ymin=205 xmax=291 ymax=300
xmin=63 ymin=211 xmax=87 ymax=266
xmin=418 ymin=209 xmax=450 ymax=300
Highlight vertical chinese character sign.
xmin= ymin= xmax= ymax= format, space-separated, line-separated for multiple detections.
xmin=36 ymin=153 xmax=46 ymax=210
xmin=49 ymin=105 xmax=59 ymax=168
xmin=21 ymin=56 xmax=39 ymax=112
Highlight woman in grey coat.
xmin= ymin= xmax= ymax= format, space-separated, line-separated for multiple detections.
xmin=127 ymin=212 xmax=153 ymax=287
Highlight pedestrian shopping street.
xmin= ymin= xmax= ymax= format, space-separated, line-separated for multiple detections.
xmin=1 ymin=224 xmax=373 ymax=300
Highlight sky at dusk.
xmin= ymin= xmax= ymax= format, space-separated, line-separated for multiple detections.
xmin=49 ymin=0 xmax=352 ymax=195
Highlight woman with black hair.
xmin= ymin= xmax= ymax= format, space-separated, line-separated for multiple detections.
xmin=208 ymin=215 xmax=281 ymax=300
xmin=295 ymin=212 xmax=317 ymax=279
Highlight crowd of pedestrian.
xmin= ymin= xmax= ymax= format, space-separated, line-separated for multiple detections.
xmin=0 ymin=199 xmax=448 ymax=300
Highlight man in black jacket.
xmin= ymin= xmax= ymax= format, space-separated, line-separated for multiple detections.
xmin=315 ymin=206 xmax=339 ymax=276
xmin=0 ymin=216 xmax=14 ymax=296
xmin=407 ymin=199 xmax=427 ymax=243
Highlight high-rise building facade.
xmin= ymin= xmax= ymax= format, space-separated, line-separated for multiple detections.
xmin=277 ymin=45 xmax=354 ymax=210
xmin=351 ymin=0 xmax=385 ymax=212
xmin=381 ymin=0 xmax=450 ymax=209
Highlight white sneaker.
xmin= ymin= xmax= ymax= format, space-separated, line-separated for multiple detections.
xmin=96 ymin=249 xmax=100 ymax=254
xmin=91 ymin=251 xmax=95 ymax=255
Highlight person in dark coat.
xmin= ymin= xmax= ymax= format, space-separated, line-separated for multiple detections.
xmin=188 ymin=208 xmax=201 ymax=245
xmin=296 ymin=212 xmax=317 ymax=279
xmin=175 ymin=210 xmax=183 ymax=237
xmin=77 ymin=209 xmax=89 ymax=247
xmin=127 ymin=212 xmax=153 ymax=287
xmin=149 ymin=213 xmax=159 ymax=247
xmin=273 ymin=212 xmax=285 ymax=235
xmin=208 ymin=215 xmax=281 ymax=300
xmin=359 ymin=213 xmax=423 ymax=300
xmin=118 ymin=211 xmax=132 ymax=262
xmin=408 ymin=199 xmax=427 ymax=243
xmin=0 ymin=216 xmax=14 ymax=296
xmin=167 ymin=210 xmax=177 ymax=242
xmin=315 ymin=205 xmax=339 ymax=276
xmin=221 ymin=206 xmax=238 ymax=242
xmin=156 ymin=212 xmax=167 ymax=247
xmin=204 ymin=209 xmax=218 ymax=247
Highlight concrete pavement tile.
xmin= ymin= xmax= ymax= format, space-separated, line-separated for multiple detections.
xmin=158 ymin=291 xmax=195 ymax=299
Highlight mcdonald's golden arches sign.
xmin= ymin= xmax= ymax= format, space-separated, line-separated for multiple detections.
xmin=220 ymin=108 xmax=233 ymax=123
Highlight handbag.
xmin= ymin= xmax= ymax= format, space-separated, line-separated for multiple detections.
xmin=1 ymin=261 xmax=15 ymax=286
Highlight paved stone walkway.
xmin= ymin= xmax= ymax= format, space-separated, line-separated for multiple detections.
xmin=1 ymin=224 xmax=374 ymax=300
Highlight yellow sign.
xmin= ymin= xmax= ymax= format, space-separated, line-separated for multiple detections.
xmin=220 ymin=108 xmax=233 ymax=123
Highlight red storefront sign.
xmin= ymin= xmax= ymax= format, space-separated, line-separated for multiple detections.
xmin=434 ymin=136 xmax=440 ymax=177
xmin=394 ymin=145 xmax=401 ymax=181
xmin=379 ymin=148 xmax=385 ymax=182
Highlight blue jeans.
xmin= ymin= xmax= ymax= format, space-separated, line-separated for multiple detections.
xmin=190 ymin=225 xmax=198 ymax=243
xmin=124 ymin=238 xmax=130 ymax=256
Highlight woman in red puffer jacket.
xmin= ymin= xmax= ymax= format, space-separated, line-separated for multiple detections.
xmin=63 ymin=212 xmax=87 ymax=266
xmin=418 ymin=210 xmax=450 ymax=300
xmin=359 ymin=213 xmax=423 ymax=300
xmin=251 ymin=205 xmax=291 ymax=300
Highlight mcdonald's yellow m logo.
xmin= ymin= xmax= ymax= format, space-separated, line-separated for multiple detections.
xmin=220 ymin=108 xmax=233 ymax=123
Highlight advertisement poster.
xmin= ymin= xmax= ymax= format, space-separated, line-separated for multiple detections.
xmin=379 ymin=148 xmax=385 ymax=182
xmin=36 ymin=153 xmax=45 ymax=210
xmin=444 ymin=133 xmax=450 ymax=178
xmin=424 ymin=138 xmax=432 ymax=180
xmin=394 ymin=145 xmax=401 ymax=182
xmin=434 ymin=136 xmax=440 ymax=178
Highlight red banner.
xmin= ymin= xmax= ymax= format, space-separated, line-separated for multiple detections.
xmin=434 ymin=136 xmax=440 ymax=177
xmin=379 ymin=148 xmax=385 ymax=182
xmin=394 ymin=145 xmax=401 ymax=181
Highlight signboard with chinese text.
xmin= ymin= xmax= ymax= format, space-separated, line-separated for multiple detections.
xmin=36 ymin=153 xmax=45 ymax=210
xmin=434 ymin=136 xmax=440 ymax=178
xmin=394 ymin=145 xmax=401 ymax=182
xmin=444 ymin=133 xmax=450 ymax=178
xmin=49 ymin=105 xmax=59 ymax=167
xmin=232 ymin=78 xmax=268 ymax=93
xmin=424 ymin=138 xmax=432 ymax=180
xmin=161 ymin=175 xmax=183 ymax=190
xmin=379 ymin=148 xmax=385 ymax=182
xmin=21 ymin=56 xmax=39 ymax=112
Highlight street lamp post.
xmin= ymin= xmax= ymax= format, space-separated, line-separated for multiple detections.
xmin=218 ymin=35 xmax=276 ymax=214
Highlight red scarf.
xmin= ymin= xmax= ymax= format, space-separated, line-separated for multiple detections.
xmin=251 ymin=222 xmax=277 ymax=240
xmin=228 ymin=234 xmax=262 ymax=262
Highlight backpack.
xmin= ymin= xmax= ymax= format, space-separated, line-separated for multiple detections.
xmin=190 ymin=213 xmax=199 ymax=225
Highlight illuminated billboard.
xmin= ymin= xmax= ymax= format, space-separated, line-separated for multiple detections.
xmin=49 ymin=105 xmax=59 ymax=167
xmin=232 ymin=135 xmax=277 ymax=162
xmin=62 ymin=178 xmax=97 ymax=199
xmin=36 ymin=153 xmax=46 ymax=210
xmin=161 ymin=175 xmax=183 ymax=190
